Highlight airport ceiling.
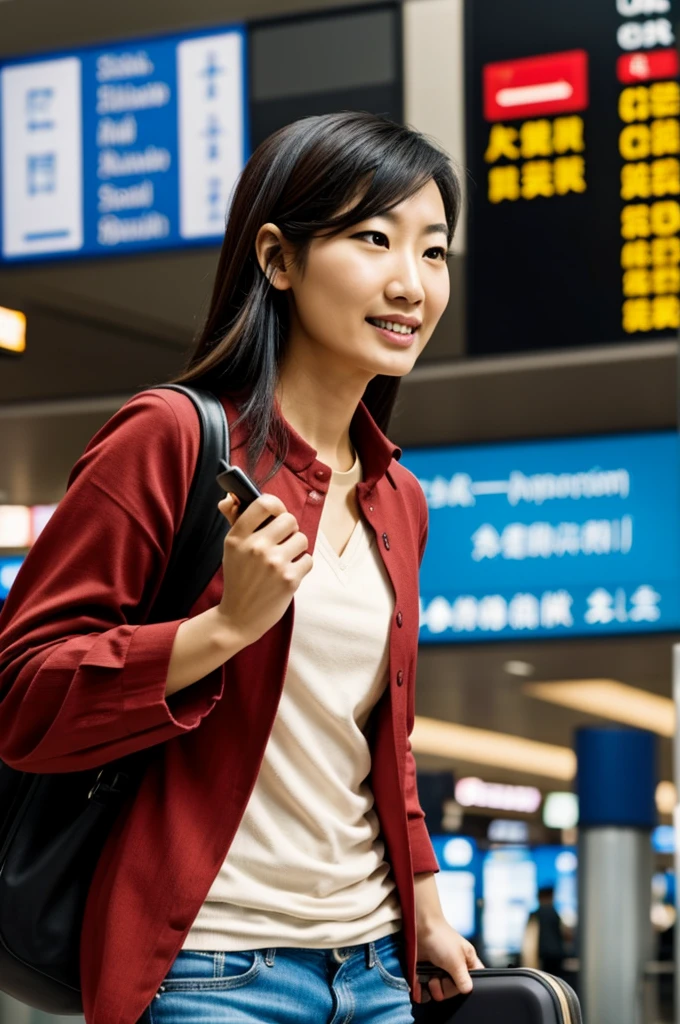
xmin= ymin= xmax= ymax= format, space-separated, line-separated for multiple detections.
xmin=0 ymin=0 xmax=678 ymax=798
xmin=0 ymin=0 xmax=677 ymax=504
xmin=415 ymin=632 xmax=676 ymax=799
xmin=0 ymin=0 xmax=373 ymax=57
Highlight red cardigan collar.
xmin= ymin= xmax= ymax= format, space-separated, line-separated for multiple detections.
xmin=227 ymin=396 xmax=401 ymax=491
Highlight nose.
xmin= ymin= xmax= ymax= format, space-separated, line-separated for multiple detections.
xmin=385 ymin=253 xmax=425 ymax=305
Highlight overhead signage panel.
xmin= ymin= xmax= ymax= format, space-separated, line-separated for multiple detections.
xmin=0 ymin=25 xmax=247 ymax=262
xmin=0 ymin=558 xmax=23 ymax=601
xmin=466 ymin=0 xmax=680 ymax=355
xmin=402 ymin=430 xmax=680 ymax=643
xmin=483 ymin=50 xmax=589 ymax=121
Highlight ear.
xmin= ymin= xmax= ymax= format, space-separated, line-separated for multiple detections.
xmin=255 ymin=222 xmax=293 ymax=291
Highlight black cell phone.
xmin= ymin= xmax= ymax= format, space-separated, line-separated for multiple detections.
xmin=216 ymin=459 xmax=262 ymax=512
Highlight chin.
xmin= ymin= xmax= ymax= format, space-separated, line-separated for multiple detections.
xmin=376 ymin=355 xmax=420 ymax=377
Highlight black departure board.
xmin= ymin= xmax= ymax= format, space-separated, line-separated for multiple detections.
xmin=466 ymin=0 xmax=680 ymax=355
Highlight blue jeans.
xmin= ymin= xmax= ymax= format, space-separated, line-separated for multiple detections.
xmin=141 ymin=932 xmax=414 ymax=1024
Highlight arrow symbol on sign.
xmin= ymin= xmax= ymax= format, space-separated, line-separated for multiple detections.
xmin=496 ymin=80 xmax=574 ymax=108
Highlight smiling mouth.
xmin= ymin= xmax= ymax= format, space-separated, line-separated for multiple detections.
xmin=366 ymin=317 xmax=418 ymax=336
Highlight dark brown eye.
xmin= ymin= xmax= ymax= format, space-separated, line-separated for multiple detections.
xmin=354 ymin=231 xmax=389 ymax=248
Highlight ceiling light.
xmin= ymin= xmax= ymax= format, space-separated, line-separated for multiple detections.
xmin=412 ymin=717 xmax=676 ymax=815
xmin=523 ymin=679 xmax=674 ymax=737
xmin=411 ymin=716 xmax=576 ymax=780
xmin=504 ymin=660 xmax=535 ymax=677
xmin=656 ymin=780 xmax=676 ymax=816
xmin=0 ymin=305 xmax=26 ymax=354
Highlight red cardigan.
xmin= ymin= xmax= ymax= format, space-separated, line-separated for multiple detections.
xmin=0 ymin=389 xmax=437 ymax=1024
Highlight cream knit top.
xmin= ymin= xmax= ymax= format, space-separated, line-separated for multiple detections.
xmin=185 ymin=454 xmax=402 ymax=950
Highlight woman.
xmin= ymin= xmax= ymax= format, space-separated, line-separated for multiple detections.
xmin=0 ymin=111 xmax=482 ymax=1024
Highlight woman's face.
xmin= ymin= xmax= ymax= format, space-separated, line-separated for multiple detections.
xmin=272 ymin=178 xmax=451 ymax=381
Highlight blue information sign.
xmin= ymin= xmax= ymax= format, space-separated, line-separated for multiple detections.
xmin=0 ymin=558 xmax=23 ymax=600
xmin=402 ymin=431 xmax=680 ymax=643
xmin=0 ymin=25 xmax=247 ymax=261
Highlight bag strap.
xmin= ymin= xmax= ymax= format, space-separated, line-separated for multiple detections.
xmin=84 ymin=385 xmax=231 ymax=796
xmin=149 ymin=385 xmax=230 ymax=623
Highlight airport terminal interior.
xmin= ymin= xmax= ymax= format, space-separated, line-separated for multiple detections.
xmin=1 ymin=0 xmax=679 ymax=1022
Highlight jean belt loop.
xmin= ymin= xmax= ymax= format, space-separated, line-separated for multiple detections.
xmin=367 ymin=941 xmax=376 ymax=969
xmin=264 ymin=948 xmax=276 ymax=967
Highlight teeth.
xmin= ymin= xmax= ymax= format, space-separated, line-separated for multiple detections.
xmin=371 ymin=318 xmax=415 ymax=334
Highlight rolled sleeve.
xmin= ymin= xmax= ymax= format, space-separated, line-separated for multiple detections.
xmin=123 ymin=619 xmax=225 ymax=732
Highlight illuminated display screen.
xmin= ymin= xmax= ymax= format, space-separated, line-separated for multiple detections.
xmin=0 ymin=25 xmax=247 ymax=262
xmin=465 ymin=0 xmax=680 ymax=354
xmin=402 ymin=429 xmax=680 ymax=643
xmin=482 ymin=846 xmax=577 ymax=958
xmin=430 ymin=836 xmax=578 ymax=955
xmin=0 ymin=558 xmax=23 ymax=600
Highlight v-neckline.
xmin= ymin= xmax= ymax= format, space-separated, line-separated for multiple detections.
xmin=317 ymin=519 xmax=366 ymax=573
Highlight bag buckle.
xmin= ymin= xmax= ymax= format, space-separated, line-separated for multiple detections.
xmin=88 ymin=769 xmax=129 ymax=801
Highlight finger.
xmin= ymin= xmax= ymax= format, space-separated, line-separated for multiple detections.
xmin=428 ymin=977 xmax=446 ymax=1002
xmin=440 ymin=977 xmax=458 ymax=1000
xmin=218 ymin=495 xmax=239 ymax=527
xmin=465 ymin=942 xmax=485 ymax=971
xmin=447 ymin=958 xmax=473 ymax=995
xmin=276 ymin=531 xmax=310 ymax=562
xmin=231 ymin=494 xmax=287 ymax=535
xmin=258 ymin=512 xmax=300 ymax=545
xmin=290 ymin=552 xmax=314 ymax=582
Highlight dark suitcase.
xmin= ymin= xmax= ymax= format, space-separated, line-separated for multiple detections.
xmin=413 ymin=969 xmax=582 ymax=1024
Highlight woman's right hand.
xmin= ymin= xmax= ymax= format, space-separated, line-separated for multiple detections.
xmin=216 ymin=493 xmax=313 ymax=646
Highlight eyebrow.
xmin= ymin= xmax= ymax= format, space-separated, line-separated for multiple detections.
xmin=374 ymin=210 xmax=448 ymax=237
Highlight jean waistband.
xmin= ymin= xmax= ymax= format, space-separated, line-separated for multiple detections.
xmin=257 ymin=931 xmax=403 ymax=968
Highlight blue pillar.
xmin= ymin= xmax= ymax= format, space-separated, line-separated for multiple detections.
xmin=576 ymin=728 xmax=656 ymax=1024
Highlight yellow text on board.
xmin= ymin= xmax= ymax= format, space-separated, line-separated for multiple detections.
xmin=485 ymin=116 xmax=587 ymax=204
xmin=619 ymin=80 xmax=680 ymax=334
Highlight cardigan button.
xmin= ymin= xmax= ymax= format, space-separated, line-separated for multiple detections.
xmin=396 ymin=670 xmax=404 ymax=686
xmin=396 ymin=611 xmax=403 ymax=628
xmin=308 ymin=490 xmax=323 ymax=503
xmin=314 ymin=469 xmax=328 ymax=481
xmin=382 ymin=532 xmax=390 ymax=550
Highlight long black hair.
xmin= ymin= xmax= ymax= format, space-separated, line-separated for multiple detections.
xmin=175 ymin=111 xmax=462 ymax=475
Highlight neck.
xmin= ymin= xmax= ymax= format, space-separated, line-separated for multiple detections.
xmin=276 ymin=337 xmax=371 ymax=472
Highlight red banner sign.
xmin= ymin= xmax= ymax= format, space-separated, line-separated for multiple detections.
xmin=616 ymin=48 xmax=679 ymax=84
xmin=483 ymin=50 xmax=589 ymax=122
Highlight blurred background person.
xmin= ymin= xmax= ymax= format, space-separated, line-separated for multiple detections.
xmin=521 ymin=886 xmax=568 ymax=979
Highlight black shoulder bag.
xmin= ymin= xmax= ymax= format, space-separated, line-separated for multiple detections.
xmin=0 ymin=385 xmax=230 ymax=1015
